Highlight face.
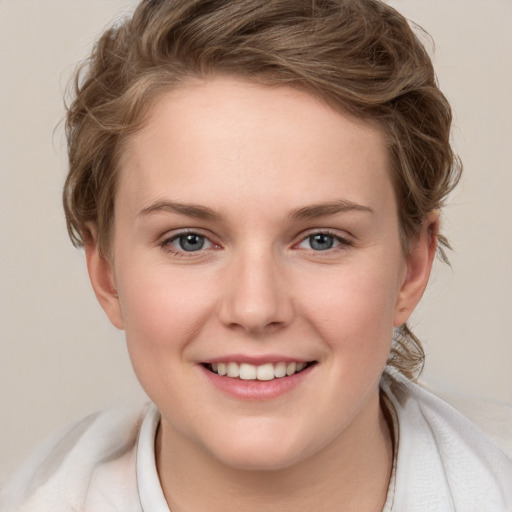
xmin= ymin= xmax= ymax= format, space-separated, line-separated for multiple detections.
xmin=87 ymin=76 xmax=434 ymax=472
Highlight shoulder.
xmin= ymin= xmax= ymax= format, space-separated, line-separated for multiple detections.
xmin=382 ymin=371 xmax=512 ymax=512
xmin=426 ymin=385 xmax=512 ymax=459
xmin=1 ymin=403 xmax=151 ymax=512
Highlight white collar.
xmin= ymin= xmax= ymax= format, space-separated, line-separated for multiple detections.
xmin=136 ymin=404 xmax=170 ymax=512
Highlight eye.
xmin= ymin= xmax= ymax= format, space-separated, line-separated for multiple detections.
xmin=297 ymin=232 xmax=350 ymax=251
xmin=165 ymin=232 xmax=214 ymax=253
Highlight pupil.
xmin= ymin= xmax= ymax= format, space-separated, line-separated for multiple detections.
xmin=179 ymin=234 xmax=204 ymax=251
xmin=310 ymin=234 xmax=333 ymax=251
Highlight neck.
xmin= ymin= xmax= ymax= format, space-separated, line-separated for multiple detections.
xmin=156 ymin=391 xmax=393 ymax=512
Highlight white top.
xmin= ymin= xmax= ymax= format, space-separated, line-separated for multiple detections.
xmin=2 ymin=372 xmax=512 ymax=511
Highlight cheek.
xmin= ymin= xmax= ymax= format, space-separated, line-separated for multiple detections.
xmin=118 ymin=261 xmax=214 ymax=355
xmin=298 ymin=262 xmax=400 ymax=354
xmin=117 ymin=263 xmax=217 ymax=405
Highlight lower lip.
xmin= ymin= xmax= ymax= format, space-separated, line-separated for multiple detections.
xmin=200 ymin=364 xmax=315 ymax=400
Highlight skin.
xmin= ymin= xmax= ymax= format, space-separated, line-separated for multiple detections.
xmin=85 ymin=76 xmax=438 ymax=511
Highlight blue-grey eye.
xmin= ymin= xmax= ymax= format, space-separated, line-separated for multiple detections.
xmin=176 ymin=233 xmax=207 ymax=251
xmin=308 ymin=233 xmax=335 ymax=251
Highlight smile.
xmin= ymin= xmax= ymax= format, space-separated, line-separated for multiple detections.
xmin=204 ymin=361 xmax=315 ymax=381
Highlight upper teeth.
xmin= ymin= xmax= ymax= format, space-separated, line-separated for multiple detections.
xmin=210 ymin=362 xmax=307 ymax=381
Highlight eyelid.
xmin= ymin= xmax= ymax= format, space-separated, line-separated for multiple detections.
xmin=157 ymin=227 xmax=352 ymax=255
xmin=159 ymin=228 xmax=221 ymax=255
xmin=294 ymin=229 xmax=353 ymax=250
xmin=171 ymin=233 xmax=213 ymax=250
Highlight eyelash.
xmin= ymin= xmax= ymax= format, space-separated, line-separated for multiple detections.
xmin=159 ymin=229 xmax=353 ymax=257
xmin=160 ymin=230 xmax=217 ymax=257
xmin=296 ymin=230 xmax=353 ymax=252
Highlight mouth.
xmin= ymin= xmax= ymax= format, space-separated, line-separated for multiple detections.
xmin=202 ymin=361 xmax=317 ymax=381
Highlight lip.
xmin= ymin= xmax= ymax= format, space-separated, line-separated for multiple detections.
xmin=203 ymin=354 xmax=311 ymax=365
xmin=199 ymin=361 xmax=316 ymax=400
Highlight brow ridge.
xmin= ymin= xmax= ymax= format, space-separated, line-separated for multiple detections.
xmin=138 ymin=201 xmax=218 ymax=220
xmin=290 ymin=200 xmax=373 ymax=220
xmin=138 ymin=198 xmax=372 ymax=222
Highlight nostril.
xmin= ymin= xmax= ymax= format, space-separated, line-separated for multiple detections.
xmin=217 ymin=273 xmax=294 ymax=334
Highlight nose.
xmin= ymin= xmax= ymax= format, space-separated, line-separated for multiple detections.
xmin=217 ymin=249 xmax=294 ymax=335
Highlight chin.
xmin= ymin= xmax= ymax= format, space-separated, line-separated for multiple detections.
xmin=202 ymin=426 xmax=316 ymax=472
xmin=215 ymin=446 xmax=304 ymax=472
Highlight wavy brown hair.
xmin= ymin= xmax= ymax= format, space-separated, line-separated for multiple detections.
xmin=63 ymin=0 xmax=461 ymax=380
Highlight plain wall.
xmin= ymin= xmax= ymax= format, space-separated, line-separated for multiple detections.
xmin=1 ymin=0 xmax=511 ymax=483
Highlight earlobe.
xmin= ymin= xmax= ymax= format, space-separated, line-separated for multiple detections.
xmin=84 ymin=224 xmax=124 ymax=330
xmin=394 ymin=212 xmax=439 ymax=327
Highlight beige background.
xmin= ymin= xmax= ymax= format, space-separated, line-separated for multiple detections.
xmin=1 ymin=0 xmax=511 ymax=483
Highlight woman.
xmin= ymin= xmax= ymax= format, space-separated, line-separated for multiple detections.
xmin=3 ymin=1 xmax=511 ymax=510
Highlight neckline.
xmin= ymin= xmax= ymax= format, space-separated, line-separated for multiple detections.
xmin=380 ymin=385 xmax=399 ymax=512
xmin=135 ymin=389 xmax=399 ymax=512
xmin=136 ymin=403 xmax=170 ymax=512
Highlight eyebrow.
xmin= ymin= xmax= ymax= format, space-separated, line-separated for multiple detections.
xmin=138 ymin=201 xmax=219 ymax=220
xmin=290 ymin=200 xmax=374 ymax=220
xmin=138 ymin=199 xmax=373 ymax=221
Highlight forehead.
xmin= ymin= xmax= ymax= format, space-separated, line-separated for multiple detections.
xmin=116 ymin=76 xmax=393 ymax=217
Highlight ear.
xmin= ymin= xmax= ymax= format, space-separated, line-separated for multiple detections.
xmin=84 ymin=223 xmax=124 ymax=330
xmin=393 ymin=211 xmax=439 ymax=327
